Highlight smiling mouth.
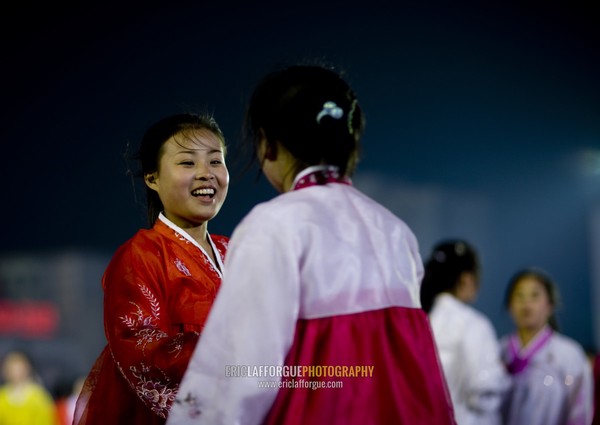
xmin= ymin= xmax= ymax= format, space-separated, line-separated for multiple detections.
xmin=192 ymin=188 xmax=216 ymax=198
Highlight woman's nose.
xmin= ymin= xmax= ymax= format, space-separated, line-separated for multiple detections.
xmin=195 ymin=166 xmax=214 ymax=180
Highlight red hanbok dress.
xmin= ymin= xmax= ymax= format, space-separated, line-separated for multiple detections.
xmin=74 ymin=214 xmax=227 ymax=425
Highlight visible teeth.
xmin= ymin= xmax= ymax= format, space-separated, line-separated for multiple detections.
xmin=192 ymin=188 xmax=215 ymax=196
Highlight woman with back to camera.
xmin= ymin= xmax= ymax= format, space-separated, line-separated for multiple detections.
xmin=500 ymin=268 xmax=593 ymax=425
xmin=420 ymin=239 xmax=510 ymax=425
xmin=74 ymin=113 xmax=229 ymax=425
xmin=167 ymin=63 xmax=456 ymax=425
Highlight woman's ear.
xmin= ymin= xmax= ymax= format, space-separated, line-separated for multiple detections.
xmin=144 ymin=172 xmax=159 ymax=191
xmin=258 ymin=129 xmax=278 ymax=162
xmin=264 ymin=143 xmax=278 ymax=161
xmin=456 ymin=272 xmax=478 ymax=303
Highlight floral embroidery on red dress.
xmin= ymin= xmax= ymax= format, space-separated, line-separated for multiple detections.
xmin=169 ymin=333 xmax=187 ymax=356
xmin=121 ymin=285 xmax=167 ymax=350
xmin=170 ymin=229 xmax=224 ymax=277
xmin=174 ymin=258 xmax=192 ymax=276
xmin=130 ymin=362 xmax=177 ymax=417
xmin=117 ymin=283 xmax=177 ymax=418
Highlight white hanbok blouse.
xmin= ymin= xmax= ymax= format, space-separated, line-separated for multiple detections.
xmin=430 ymin=293 xmax=510 ymax=425
xmin=499 ymin=327 xmax=594 ymax=425
xmin=167 ymin=166 xmax=456 ymax=425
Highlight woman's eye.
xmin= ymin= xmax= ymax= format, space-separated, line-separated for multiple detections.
xmin=179 ymin=161 xmax=194 ymax=166
xmin=211 ymin=160 xmax=223 ymax=165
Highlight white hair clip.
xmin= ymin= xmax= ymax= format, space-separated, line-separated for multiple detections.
xmin=316 ymin=101 xmax=344 ymax=124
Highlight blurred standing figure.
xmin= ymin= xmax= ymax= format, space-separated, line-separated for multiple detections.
xmin=500 ymin=268 xmax=593 ymax=425
xmin=55 ymin=375 xmax=85 ymax=425
xmin=593 ymin=353 xmax=600 ymax=425
xmin=589 ymin=350 xmax=600 ymax=425
xmin=74 ymin=113 xmax=230 ymax=425
xmin=420 ymin=239 xmax=510 ymax=425
xmin=0 ymin=349 xmax=57 ymax=425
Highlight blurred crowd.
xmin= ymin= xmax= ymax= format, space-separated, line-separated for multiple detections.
xmin=0 ymin=348 xmax=84 ymax=425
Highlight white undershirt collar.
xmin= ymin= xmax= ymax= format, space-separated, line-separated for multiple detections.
xmin=158 ymin=212 xmax=224 ymax=277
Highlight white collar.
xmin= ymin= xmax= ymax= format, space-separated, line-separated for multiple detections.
xmin=291 ymin=165 xmax=339 ymax=189
xmin=158 ymin=213 xmax=224 ymax=277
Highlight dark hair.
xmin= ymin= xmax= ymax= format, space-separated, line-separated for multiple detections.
xmin=419 ymin=239 xmax=480 ymax=313
xmin=244 ymin=64 xmax=365 ymax=179
xmin=135 ymin=113 xmax=226 ymax=226
xmin=504 ymin=267 xmax=561 ymax=331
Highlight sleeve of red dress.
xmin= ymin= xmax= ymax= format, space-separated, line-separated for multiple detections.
xmin=102 ymin=241 xmax=200 ymax=418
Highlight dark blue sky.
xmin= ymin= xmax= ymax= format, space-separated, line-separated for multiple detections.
xmin=1 ymin=2 xmax=599 ymax=347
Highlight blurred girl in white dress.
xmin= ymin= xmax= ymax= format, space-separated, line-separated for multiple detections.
xmin=499 ymin=268 xmax=593 ymax=425
xmin=421 ymin=239 xmax=510 ymax=425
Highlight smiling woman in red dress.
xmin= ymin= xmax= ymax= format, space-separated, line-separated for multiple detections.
xmin=73 ymin=113 xmax=229 ymax=425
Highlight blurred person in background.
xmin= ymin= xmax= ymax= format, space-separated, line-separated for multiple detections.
xmin=74 ymin=113 xmax=230 ymax=425
xmin=0 ymin=348 xmax=57 ymax=425
xmin=586 ymin=348 xmax=600 ymax=425
xmin=55 ymin=375 xmax=85 ymax=425
xmin=420 ymin=239 xmax=510 ymax=425
xmin=593 ymin=352 xmax=600 ymax=425
xmin=500 ymin=268 xmax=593 ymax=425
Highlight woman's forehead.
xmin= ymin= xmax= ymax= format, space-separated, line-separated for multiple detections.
xmin=169 ymin=128 xmax=224 ymax=151
xmin=514 ymin=277 xmax=545 ymax=292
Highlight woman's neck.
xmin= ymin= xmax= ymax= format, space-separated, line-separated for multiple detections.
xmin=518 ymin=325 xmax=547 ymax=347
xmin=158 ymin=213 xmax=210 ymax=251
xmin=184 ymin=225 xmax=208 ymax=246
xmin=184 ymin=224 xmax=220 ymax=268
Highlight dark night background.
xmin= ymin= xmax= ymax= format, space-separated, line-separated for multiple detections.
xmin=0 ymin=0 xmax=599 ymax=389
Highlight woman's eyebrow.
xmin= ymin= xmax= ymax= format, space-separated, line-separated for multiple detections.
xmin=174 ymin=148 xmax=223 ymax=155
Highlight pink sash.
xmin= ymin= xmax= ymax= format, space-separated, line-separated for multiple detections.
xmin=507 ymin=326 xmax=553 ymax=374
